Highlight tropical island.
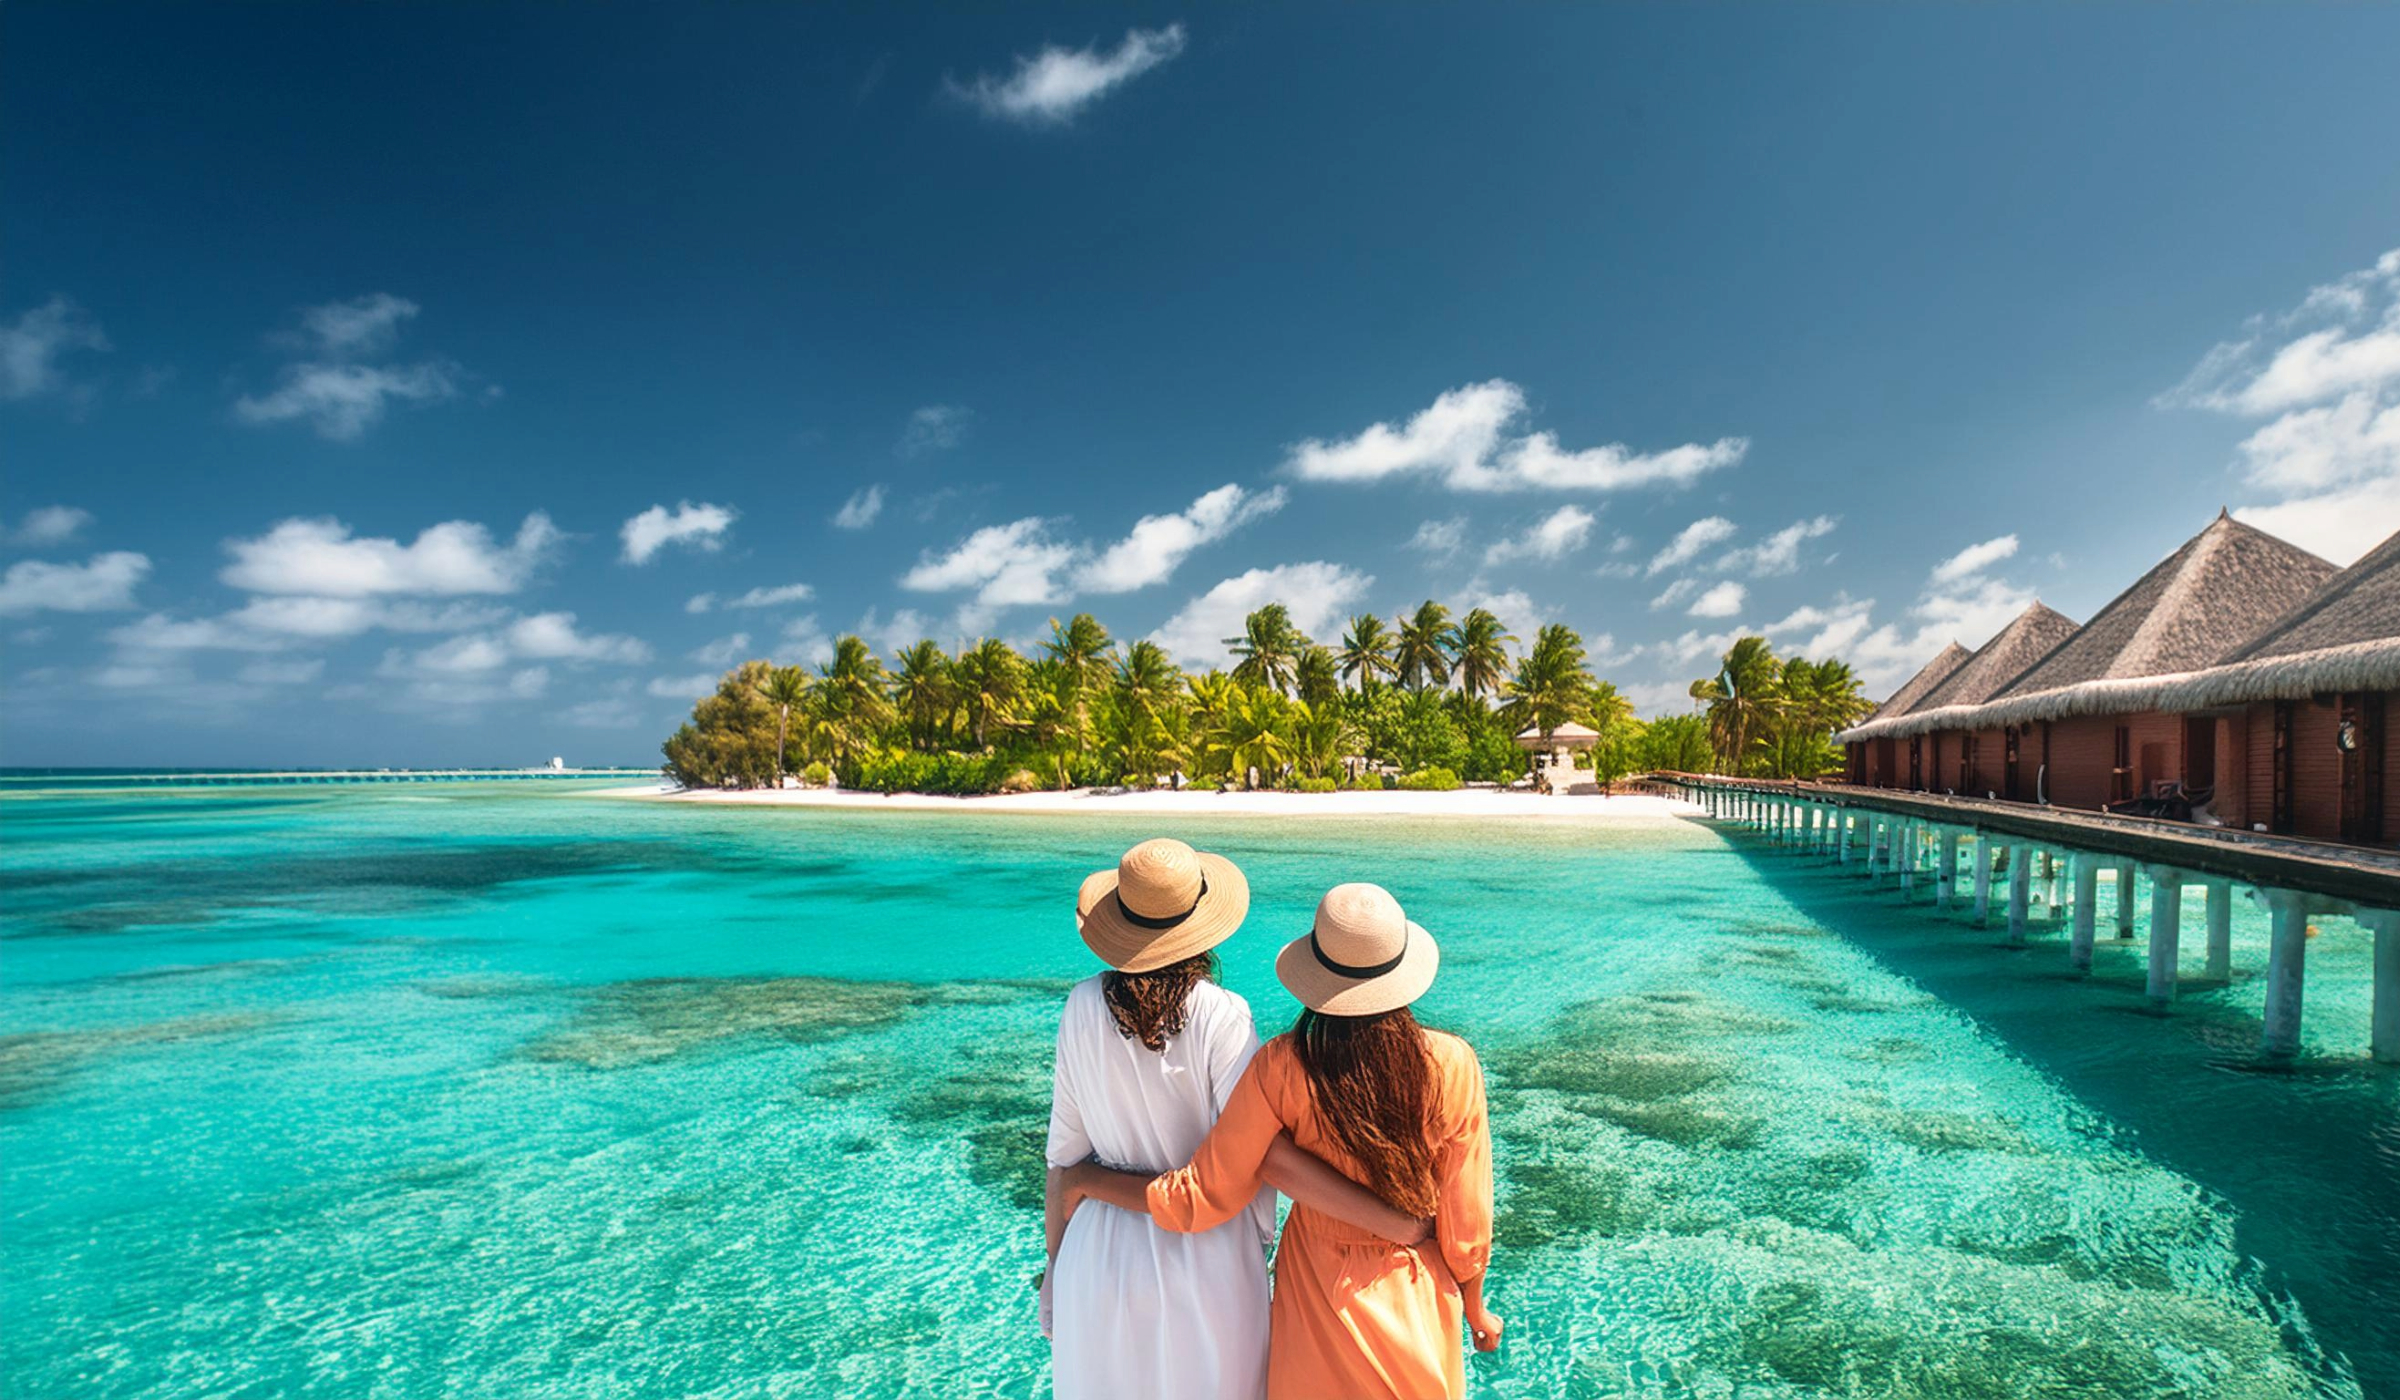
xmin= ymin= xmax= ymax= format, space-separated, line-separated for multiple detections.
xmin=650 ymin=600 xmax=1875 ymax=798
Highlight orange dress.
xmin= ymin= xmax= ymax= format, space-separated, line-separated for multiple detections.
xmin=1145 ymin=1030 xmax=1493 ymax=1400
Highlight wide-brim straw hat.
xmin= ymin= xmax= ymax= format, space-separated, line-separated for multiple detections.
xmin=1276 ymin=882 xmax=1440 ymax=1017
xmin=1076 ymin=838 xmax=1251 ymax=973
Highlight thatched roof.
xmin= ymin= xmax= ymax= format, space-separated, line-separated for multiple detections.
xmin=2220 ymin=526 xmax=2400 ymax=665
xmin=1869 ymin=641 xmax=1971 ymax=721
xmin=1913 ymin=603 xmax=2082 ymax=711
xmin=1992 ymin=511 xmax=2334 ymax=696
xmin=1516 ymin=721 xmax=1601 ymax=747
xmin=1838 ymin=515 xmax=2374 ymax=744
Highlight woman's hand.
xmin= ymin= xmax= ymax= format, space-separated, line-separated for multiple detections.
xmin=1461 ymin=1274 xmax=1503 ymax=1352
xmin=1465 ymin=1297 xmax=1504 ymax=1352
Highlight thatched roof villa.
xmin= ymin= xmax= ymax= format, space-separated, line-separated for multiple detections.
xmin=1840 ymin=513 xmax=2398 ymax=848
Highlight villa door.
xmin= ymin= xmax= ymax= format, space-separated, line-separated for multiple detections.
xmin=2003 ymin=728 xmax=2022 ymax=802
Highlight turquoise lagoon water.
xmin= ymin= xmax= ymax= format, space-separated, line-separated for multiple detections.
xmin=3 ymin=782 xmax=2394 ymax=1398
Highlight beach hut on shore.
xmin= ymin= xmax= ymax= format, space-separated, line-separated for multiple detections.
xmin=1516 ymin=721 xmax=1600 ymax=790
xmin=1840 ymin=513 xmax=2398 ymax=847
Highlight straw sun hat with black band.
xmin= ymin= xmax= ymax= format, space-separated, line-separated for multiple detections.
xmin=1076 ymin=838 xmax=1251 ymax=973
xmin=1275 ymin=882 xmax=1440 ymax=1017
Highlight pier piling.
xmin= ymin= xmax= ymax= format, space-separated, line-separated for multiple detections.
xmin=2146 ymin=868 xmax=2183 ymax=1003
xmin=2262 ymin=890 xmax=2310 ymax=1056
xmin=2204 ymin=881 xmax=2234 ymax=983
xmin=2071 ymin=856 xmax=2099 ymax=972
xmin=2006 ymin=844 xmax=2032 ymax=945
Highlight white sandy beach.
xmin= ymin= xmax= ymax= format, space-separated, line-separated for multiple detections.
xmin=592 ymin=781 xmax=1702 ymax=820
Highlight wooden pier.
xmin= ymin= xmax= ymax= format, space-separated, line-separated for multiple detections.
xmin=1656 ymin=774 xmax=2400 ymax=1063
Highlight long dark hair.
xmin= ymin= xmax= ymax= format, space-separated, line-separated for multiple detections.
xmin=1101 ymin=951 xmax=1219 ymax=1052
xmin=1290 ymin=1006 xmax=1441 ymax=1216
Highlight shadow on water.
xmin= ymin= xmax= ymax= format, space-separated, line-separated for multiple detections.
xmin=1717 ymin=828 xmax=2400 ymax=1398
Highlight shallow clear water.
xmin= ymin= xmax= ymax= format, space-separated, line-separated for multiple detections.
xmin=3 ymin=783 xmax=2392 ymax=1398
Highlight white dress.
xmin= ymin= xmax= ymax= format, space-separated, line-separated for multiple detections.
xmin=1046 ymin=975 xmax=1276 ymax=1400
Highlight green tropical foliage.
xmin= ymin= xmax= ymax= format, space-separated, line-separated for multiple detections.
xmin=1678 ymin=636 xmax=1874 ymax=778
xmin=658 ymin=601 xmax=1873 ymax=794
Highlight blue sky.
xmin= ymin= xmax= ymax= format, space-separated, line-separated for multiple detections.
xmin=5 ymin=3 xmax=2398 ymax=767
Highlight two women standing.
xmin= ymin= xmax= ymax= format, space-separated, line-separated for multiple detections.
xmin=1043 ymin=838 xmax=1499 ymax=1400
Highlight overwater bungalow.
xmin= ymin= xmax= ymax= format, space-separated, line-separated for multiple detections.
xmin=1842 ymin=513 xmax=2400 ymax=848
xmin=1848 ymin=604 xmax=2079 ymax=795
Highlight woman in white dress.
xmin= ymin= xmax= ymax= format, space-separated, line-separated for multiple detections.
xmin=1042 ymin=838 xmax=1425 ymax=1400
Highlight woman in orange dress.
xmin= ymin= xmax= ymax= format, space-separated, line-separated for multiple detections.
xmin=1062 ymin=882 xmax=1500 ymax=1400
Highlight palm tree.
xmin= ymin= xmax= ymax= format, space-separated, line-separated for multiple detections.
xmin=1110 ymin=641 xmax=1188 ymax=783
xmin=1498 ymin=623 xmax=1594 ymax=739
xmin=1337 ymin=613 xmax=1397 ymax=692
xmin=1394 ymin=600 xmax=1454 ymax=692
xmin=1184 ymin=671 xmax=1239 ymax=778
xmin=892 ymin=639 xmax=954 ymax=750
xmin=1042 ymin=613 xmax=1114 ymax=753
xmin=1207 ymin=684 xmax=1295 ymax=785
xmin=1291 ymin=699 xmax=1358 ymax=780
xmin=1689 ymin=635 xmax=1782 ymax=774
xmin=810 ymin=636 xmax=897 ymax=771
xmin=1586 ymin=678 xmax=1634 ymax=733
xmin=1449 ymin=607 xmax=1516 ymax=701
xmin=1019 ymin=659 xmax=1091 ymax=789
xmin=1295 ymin=644 xmax=1342 ymax=709
xmin=952 ymin=637 xmax=1025 ymax=749
xmin=1226 ymin=604 xmax=1306 ymax=695
xmin=756 ymin=664 xmax=809 ymax=784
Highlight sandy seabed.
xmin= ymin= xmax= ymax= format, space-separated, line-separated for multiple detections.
xmin=591 ymin=782 xmax=1702 ymax=821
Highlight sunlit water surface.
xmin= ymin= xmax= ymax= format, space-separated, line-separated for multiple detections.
xmin=3 ymin=783 xmax=2393 ymax=1398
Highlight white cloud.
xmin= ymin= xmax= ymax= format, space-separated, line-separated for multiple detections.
xmin=899 ymin=404 xmax=972 ymax=457
xmin=1484 ymin=504 xmax=1595 ymax=567
xmin=1720 ymin=514 xmax=1837 ymax=576
xmin=1649 ymin=578 xmax=1698 ymax=611
xmin=293 ymin=293 xmax=418 ymax=356
xmin=236 ymin=294 xmax=475 ymax=440
xmin=1 ymin=297 xmax=109 ymax=401
xmin=391 ymin=633 xmax=514 ymax=675
xmin=620 ymin=501 xmax=737 ymax=564
xmin=781 ymin=613 xmax=834 ymax=667
xmin=1687 ymin=581 xmax=1746 ymax=618
xmin=685 ymin=593 xmax=716 ymax=614
xmin=234 ymin=362 xmax=461 ymax=440
xmin=2161 ymin=247 xmax=2400 ymax=565
xmin=901 ymin=517 xmax=1075 ymax=614
xmin=506 ymin=612 xmax=650 ymax=663
xmin=1928 ymin=533 xmax=2020 ymax=585
xmin=1076 ymin=483 xmax=1286 ymax=593
xmin=1408 ymin=517 xmax=1467 ymax=559
xmin=856 ymin=607 xmax=938 ymax=655
xmin=0 ymin=551 xmax=150 ymax=616
xmin=225 ymin=596 xmax=502 ymax=639
xmin=1147 ymin=561 xmax=1371 ymax=669
xmin=718 ymin=581 xmax=814 ymax=609
xmin=1464 ymin=589 xmax=1545 ymax=648
xmin=834 ymin=485 xmax=886 ymax=530
xmin=560 ymin=697 xmax=646 ymax=729
xmin=5 ymin=505 xmax=94 ymax=547
xmin=1288 ymin=379 xmax=1747 ymax=493
xmin=2234 ymin=475 xmax=2400 ymax=569
xmin=107 ymin=612 xmax=289 ymax=653
xmin=1647 ymin=516 xmax=1736 ymax=575
xmin=649 ymin=672 xmax=721 ymax=699
xmin=237 ymin=658 xmax=326 ymax=686
xmin=690 ymin=632 xmax=752 ymax=666
xmin=952 ymin=24 xmax=1186 ymax=125
xmin=223 ymin=513 xmax=558 ymax=596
